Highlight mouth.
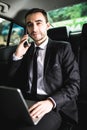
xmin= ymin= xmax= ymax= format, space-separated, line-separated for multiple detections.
xmin=33 ymin=33 xmax=37 ymax=36
xmin=32 ymin=33 xmax=39 ymax=38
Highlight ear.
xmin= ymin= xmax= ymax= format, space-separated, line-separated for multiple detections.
xmin=47 ymin=22 xmax=51 ymax=30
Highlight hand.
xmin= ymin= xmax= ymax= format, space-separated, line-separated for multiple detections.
xmin=28 ymin=99 xmax=54 ymax=119
xmin=15 ymin=34 xmax=31 ymax=58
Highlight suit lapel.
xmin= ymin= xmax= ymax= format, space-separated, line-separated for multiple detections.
xmin=44 ymin=39 xmax=53 ymax=74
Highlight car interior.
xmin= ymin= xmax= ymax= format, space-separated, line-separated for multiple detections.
xmin=0 ymin=0 xmax=87 ymax=130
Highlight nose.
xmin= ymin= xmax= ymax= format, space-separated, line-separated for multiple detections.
xmin=32 ymin=23 xmax=38 ymax=32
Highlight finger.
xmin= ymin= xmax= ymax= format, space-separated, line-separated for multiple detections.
xmin=32 ymin=108 xmax=47 ymax=119
xmin=29 ymin=102 xmax=40 ymax=112
xmin=20 ymin=35 xmax=28 ymax=44
xmin=29 ymin=104 xmax=44 ymax=118
xmin=29 ymin=105 xmax=41 ymax=117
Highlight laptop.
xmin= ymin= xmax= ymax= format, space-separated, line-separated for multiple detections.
xmin=0 ymin=86 xmax=43 ymax=126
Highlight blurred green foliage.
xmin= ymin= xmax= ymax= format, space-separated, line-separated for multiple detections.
xmin=48 ymin=2 xmax=87 ymax=31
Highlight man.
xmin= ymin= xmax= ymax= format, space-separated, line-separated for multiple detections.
xmin=8 ymin=8 xmax=80 ymax=130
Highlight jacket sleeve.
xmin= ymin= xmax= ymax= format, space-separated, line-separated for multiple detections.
xmin=51 ymin=43 xmax=80 ymax=108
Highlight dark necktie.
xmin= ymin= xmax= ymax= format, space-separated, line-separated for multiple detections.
xmin=31 ymin=47 xmax=39 ymax=96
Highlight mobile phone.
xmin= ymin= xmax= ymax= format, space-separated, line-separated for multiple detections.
xmin=24 ymin=27 xmax=31 ymax=47
xmin=24 ymin=40 xmax=30 ymax=47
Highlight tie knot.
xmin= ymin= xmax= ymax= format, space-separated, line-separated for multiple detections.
xmin=34 ymin=47 xmax=40 ymax=55
xmin=36 ymin=46 xmax=40 ymax=51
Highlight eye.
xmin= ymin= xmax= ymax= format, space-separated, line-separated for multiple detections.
xmin=26 ymin=23 xmax=33 ymax=27
xmin=37 ymin=21 xmax=42 ymax=25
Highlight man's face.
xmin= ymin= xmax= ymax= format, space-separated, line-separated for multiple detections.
xmin=25 ymin=12 xmax=50 ymax=45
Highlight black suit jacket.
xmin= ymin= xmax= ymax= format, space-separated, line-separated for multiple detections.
xmin=8 ymin=38 xmax=80 ymax=123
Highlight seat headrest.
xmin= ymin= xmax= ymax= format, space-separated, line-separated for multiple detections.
xmin=82 ymin=23 xmax=87 ymax=37
xmin=47 ymin=26 xmax=69 ymax=41
xmin=81 ymin=23 xmax=87 ymax=48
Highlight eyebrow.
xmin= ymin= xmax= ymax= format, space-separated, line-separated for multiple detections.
xmin=26 ymin=19 xmax=43 ymax=25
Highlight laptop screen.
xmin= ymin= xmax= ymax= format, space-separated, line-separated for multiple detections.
xmin=0 ymin=86 xmax=35 ymax=126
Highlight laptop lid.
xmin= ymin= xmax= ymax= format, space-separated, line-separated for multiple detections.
xmin=0 ymin=86 xmax=41 ymax=126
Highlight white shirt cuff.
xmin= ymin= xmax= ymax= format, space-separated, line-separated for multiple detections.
xmin=13 ymin=53 xmax=23 ymax=61
xmin=48 ymin=97 xmax=56 ymax=109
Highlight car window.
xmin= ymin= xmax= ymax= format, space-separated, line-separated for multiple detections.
xmin=0 ymin=18 xmax=10 ymax=47
xmin=10 ymin=23 xmax=24 ymax=46
xmin=47 ymin=1 xmax=87 ymax=32
xmin=0 ymin=18 xmax=24 ymax=47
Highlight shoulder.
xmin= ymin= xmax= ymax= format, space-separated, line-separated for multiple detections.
xmin=48 ymin=38 xmax=72 ymax=52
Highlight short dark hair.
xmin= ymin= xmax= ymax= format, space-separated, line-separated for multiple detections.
xmin=25 ymin=8 xmax=48 ymax=23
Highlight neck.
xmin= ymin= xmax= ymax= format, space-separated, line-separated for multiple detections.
xmin=35 ymin=36 xmax=48 ymax=46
